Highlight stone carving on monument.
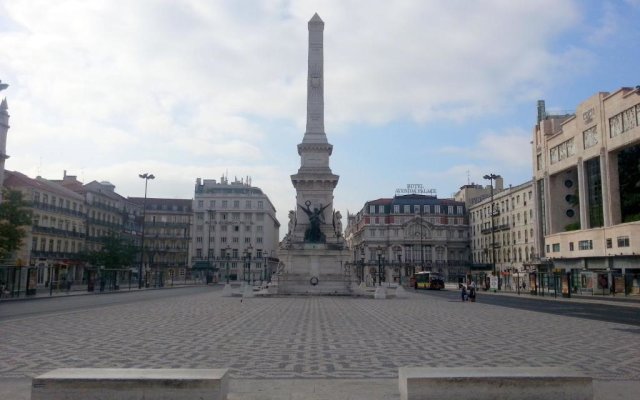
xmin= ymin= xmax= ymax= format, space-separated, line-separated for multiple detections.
xmin=275 ymin=13 xmax=352 ymax=295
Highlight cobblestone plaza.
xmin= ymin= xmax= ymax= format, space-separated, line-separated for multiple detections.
xmin=1 ymin=289 xmax=639 ymax=383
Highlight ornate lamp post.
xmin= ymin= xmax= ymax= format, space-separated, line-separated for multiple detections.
xmin=483 ymin=173 xmax=500 ymax=280
xmin=138 ymin=173 xmax=155 ymax=289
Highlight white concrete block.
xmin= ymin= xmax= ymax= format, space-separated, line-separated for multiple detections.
xmin=395 ymin=285 xmax=407 ymax=299
xmin=399 ymin=367 xmax=592 ymax=400
xmin=374 ymin=286 xmax=386 ymax=299
xmin=31 ymin=368 xmax=228 ymax=400
xmin=221 ymin=284 xmax=233 ymax=297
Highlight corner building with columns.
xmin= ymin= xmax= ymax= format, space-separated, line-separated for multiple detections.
xmin=533 ymin=86 xmax=640 ymax=295
xmin=345 ymin=194 xmax=469 ymax=286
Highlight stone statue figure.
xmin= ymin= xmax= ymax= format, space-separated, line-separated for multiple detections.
xmin=333 ymin=210 xmax=343 ymax=238
xmin=288 ymin=210 xmax=296 ymax=234
xmin=298 ymin=201 xmax=331 ymax=243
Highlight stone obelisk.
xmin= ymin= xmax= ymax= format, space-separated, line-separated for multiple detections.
xmin=277 ymin=14 xmax=351 ymax=295
xmin=290 ymin=13 xmax=340 ymax=242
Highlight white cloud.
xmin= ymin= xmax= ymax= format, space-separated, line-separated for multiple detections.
xmin=441 ymin=128 xmax=533 ymax=168
xmin=1 ymin=0 xmax=602 ymax=227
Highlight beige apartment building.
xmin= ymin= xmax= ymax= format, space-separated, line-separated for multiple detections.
xmin=533 ymin=87 xmax=640 ymax=294
xmin=191 ymin=176 xmax=280 ymax=284
xmin=467 ymin=179 xmax=536 ymax=289
xmin=3 ymin=170 xmax=87 ymax=293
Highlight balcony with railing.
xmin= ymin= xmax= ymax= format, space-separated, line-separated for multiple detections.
xmin=32 ymin=225 xmax=86 ymax=239
xmin=32 ymin=202 xmax=85 ymax=218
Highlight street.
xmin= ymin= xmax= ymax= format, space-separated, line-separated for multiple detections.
xmin=415 ymin=288 xmax=640 ymax=327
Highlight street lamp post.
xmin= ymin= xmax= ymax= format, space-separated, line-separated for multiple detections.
xmin=138 ymin=173 xmax=155 ymax=289
xmin=244 ymin=245 xmax=253 ymax=285
xmin=225 ymin=245 xmax=231 ymax=284
xmin=483 ymin=173 xmax=500 ymax=280
xmin=376 ymin=246 xmax=383 ymax=287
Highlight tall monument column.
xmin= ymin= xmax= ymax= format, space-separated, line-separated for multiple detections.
xmin=277 ymin=14 xmax=351 ymax=295
xmin=0 ymin=84 xmax=10 ymax=203
xmin=291 ymin=13 xmax=340 ymax=243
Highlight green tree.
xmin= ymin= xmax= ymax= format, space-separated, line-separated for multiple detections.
xmin=0 ymin=189 xmax=33 ymax=263
xmin=83 ymin=233 xmax=137 ymax=270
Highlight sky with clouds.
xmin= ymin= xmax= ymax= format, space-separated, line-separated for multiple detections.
xmin=1 ymin=0 xmax=639 ymax=234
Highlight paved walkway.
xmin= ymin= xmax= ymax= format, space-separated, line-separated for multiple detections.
xmin=1 ymin=288 xmax=639 ymax=398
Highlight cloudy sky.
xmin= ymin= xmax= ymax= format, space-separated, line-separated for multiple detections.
xmin=1 ymin=0 xmax=639 ymax=233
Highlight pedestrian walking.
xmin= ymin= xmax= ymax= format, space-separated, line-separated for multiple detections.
xmin=461 ymin=284 xmax=467 ymax=302
xmin=469 ymin=281 xmax=476 ymax=302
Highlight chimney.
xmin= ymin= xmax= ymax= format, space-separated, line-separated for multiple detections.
xmin=495 ymin=176 xmax=504 ymax=191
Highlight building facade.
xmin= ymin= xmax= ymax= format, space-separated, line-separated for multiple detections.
xmin=345 ymin=194 xmax=469 ymax=285
xmin=3 ymin=170 xmax=87 ymax=293
xmin=467 ymin=180 xmax=536 ymax=289
xmin=191 ymin=176 xmax=280 ymax=284
xmin=128 ymin=197 xmax=192 ymax=287
xmin=533 ymin=87 xmax=640 ymax=295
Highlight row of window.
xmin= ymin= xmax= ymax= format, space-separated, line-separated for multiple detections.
xmin=609 ymin=103 xmax=639 ymax=138
xmin=146 ymin=214 xmax=191 ymax=224
xmin=473 ymin=246 xmax=532 ymax=264
xmin=34 ymin=214 xmax=82 ymax=232
xmin=196 ymin=199 xmax=264 ymax=210
xmin=472 ymin=228 xmax=534 ymax=248
xmin=368 ymin=204 xmax=464 ymax=215
xmin=472 ymin=210 xmax=533 ymax=229
xmin=32 ymin=236 xmax=82 ymax=254
xmin=33 ymin=192 xmax=84 ymax=213
xmin=366 ymin=228 xmax=467 ymax=239
xmin=470 ymin=192 xmax=533 ymax=222
xmin=194 ymin=212 xmax=266 ymax=222
xmin=366 ymin=216 xmax=465 ymax=226
xmin=547 ymin=236 xmax=630 ymax=253
xmin=195 ymin=224 xmax=264 ymax=233
xmin=550 ymin=137 xmax=576 ymax=165
xmin=196 ymin=236 xmax=263 ymax=244
xmin=195 ymin=247 xmax=267 ymax=259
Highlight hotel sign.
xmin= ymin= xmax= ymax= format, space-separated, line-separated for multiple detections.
xmin=395 ymin=184 xmax=436 ymax=195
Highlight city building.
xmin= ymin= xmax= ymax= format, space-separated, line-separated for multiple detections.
xmin=3 ymin=170 xmax=87 ymax=293
xmin=55 ymin=173 xmax=143 ymax=287
xmin=128 ymin=197 xmax=192 ymax=287
xmin=191 ymin=176 xmax=280 ymax=284
xmin=533 ymin=87 xmax=640 ymax=295
xmin=466 ymin=179 xmax=536 ymax=289
xmin=345 ymin=194 xmax=469 ymax=285
xmin=55 ymin=173 xmax=130 ymax=253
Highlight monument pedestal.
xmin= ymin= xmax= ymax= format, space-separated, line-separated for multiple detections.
xmin=277 ymin=243 xmax=352 ymax=295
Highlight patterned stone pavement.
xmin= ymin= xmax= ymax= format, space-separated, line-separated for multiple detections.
xmin=1 ymin=288 xmax=639 ymax=381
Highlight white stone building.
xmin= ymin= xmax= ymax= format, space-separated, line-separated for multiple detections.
xmin=345 ymin=194 xmax=470 ymax=285
xmin=533 ymin=87 xmax=640 ymax=295
xmin=191 ymin=176 xmax=280 ymax=284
